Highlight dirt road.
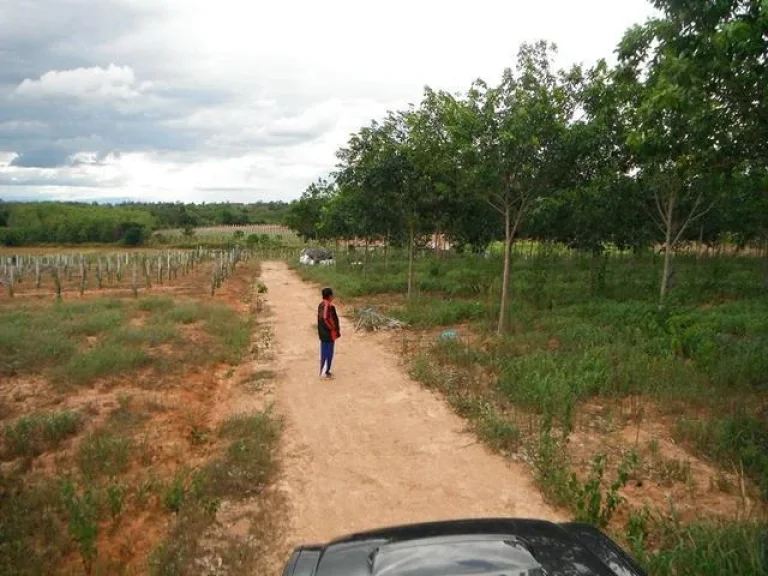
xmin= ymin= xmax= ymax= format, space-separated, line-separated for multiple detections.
xmin=262 ymin=261 xmax=562 ymax=558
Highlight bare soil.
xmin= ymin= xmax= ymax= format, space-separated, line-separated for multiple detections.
xmin=261 ymin=261 xmax=563 ymax=561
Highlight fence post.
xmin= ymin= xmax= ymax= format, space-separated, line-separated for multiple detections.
xmin=132 ymin=257 xmax=138 ymax=298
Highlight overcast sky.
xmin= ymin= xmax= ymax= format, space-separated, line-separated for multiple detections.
xmin=0 ymin=0 xmax=657 ymax=204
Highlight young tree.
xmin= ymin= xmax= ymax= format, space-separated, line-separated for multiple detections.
xmin=335 ymin=120 xmax=407 ymax=272
xmin=459 ymin=41 xmax=577 ymax=333
xmin=336 ymin=114 xmax=429 ymax=297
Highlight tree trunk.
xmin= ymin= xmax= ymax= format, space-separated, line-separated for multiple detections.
xmin=364 ymin=237 xmax=369 ymax=279
xmin=407 ymin=221 xmax=415 ymax=300
xmin=696 ymin=224 xmax=704 ymax=261
xmin=659 ymin=193 xmax=676 ymax=302
xmin=498 ymin=204 xmax=512 ymax=335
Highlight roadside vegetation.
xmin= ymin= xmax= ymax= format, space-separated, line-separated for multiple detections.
xmin=297 ymin=250 xmax=767 ymax=575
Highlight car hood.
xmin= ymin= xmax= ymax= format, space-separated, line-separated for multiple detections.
xmin=283 ymin=518 xmax=648 ymax=576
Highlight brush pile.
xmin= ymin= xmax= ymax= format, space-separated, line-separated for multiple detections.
xmin=354 ymin=307 xmax=408 ymax=332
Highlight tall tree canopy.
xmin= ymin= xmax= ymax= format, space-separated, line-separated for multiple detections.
xmin=285 ymin=1 xmax=768 ymax=322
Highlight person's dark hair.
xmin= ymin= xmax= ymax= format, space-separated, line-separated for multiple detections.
xmin=322 ymin=287 xmax=333 ymax=299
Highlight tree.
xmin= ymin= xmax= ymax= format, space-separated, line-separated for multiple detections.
xmin=120 ymin=222 xmax=149 ymax=246
xmin=459 ymin=41 xmax=577 ymax=332
xmin=284 ymin=179 xmax=334 ymax=241
xmin=336 ymin=116 xmax=424 ymax=292
xmin=406 ymin=88 xmax=469 ymax=256
xmin=534 ymin=60 xmax=652 ymax=254
xmin=615 ymin=1 xmax=768 ymax=300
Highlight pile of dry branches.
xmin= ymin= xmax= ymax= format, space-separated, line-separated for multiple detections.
xmin=353 ymin=307 xmax=408 ymax=332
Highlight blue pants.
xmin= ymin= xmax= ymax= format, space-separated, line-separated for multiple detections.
xmin=320 ymin=341 xmax=335 ymax=375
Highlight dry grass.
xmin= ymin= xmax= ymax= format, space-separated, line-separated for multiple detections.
xmin=0 ymin=258 xmax=283 ymax=575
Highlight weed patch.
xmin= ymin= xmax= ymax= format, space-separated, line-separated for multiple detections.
xmin=3 ymin=410 xmax=83 ymax=459
xmin=107 ymin=394 xmax=149 ymax=430
xmin=0 ymin=470 xmax=69 ymax=574
xmin=626 ymin=510 xmax=766 ymax=576
xmin=77 ymin=431 xmax=132 ymax=480
xmin=53 ymin=343 xmax=150 ymax=387
xmin=61 ymin=478 xmax=100 ymax=574
xmin=676 ymin=411 xmax=768 ymax=499
xmin=391 ymin=298 xmax=487 ymax=328
xmin=149 ymin=411 xmax=280 ymax=576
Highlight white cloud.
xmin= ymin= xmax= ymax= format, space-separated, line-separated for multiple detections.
xmin=0 ymin=152 xmax=19 ymax=168
xmin=1 ymin=0 xmax=658 ymax=202
xmin=15 ymin=64 xmax=148 ymax=101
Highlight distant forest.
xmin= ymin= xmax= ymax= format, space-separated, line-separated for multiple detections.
xmin=0 ymin=200 xmax=289 ymax=246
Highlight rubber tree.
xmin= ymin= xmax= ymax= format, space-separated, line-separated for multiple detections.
xmin=457 ymin=41 xmax=576 ymax=333
xmin=405 ymin=88 xmax=469 ymax=257
xmin=533 ymin=60 xmax=653 ymax=255
xmin=617 ymin=16 xmax=748 ymax=300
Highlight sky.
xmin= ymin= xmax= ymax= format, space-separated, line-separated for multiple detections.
xmin=0 ymin=0 xmax=658 ymax=204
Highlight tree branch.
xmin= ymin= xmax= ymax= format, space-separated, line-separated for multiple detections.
xmin=653 ymin=189 xmax=669 ymax=228
xmin=649 ymin=211 xmax=667 ymax=236
xmin=486 ymin=196 xmax=505 ymax=215
xmin=643 ymin=194 xmax=668 ymax=235
xmin=674 ymin=194 xmax=717 ymax=245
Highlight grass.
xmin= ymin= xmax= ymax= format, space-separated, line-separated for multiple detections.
xmin=303 ymin=250 xmax=768 ymax=494
xmin=0 ymin=470 xmax=70 ymax=575
xmin=302 ymin=248 xmax=768 ymax=570
xmin=149 ymin=411 xmax=280 ymax=576
xmin=148 ymin=298 xmax=253 ymax=365
xmin=0 ymin=411 xmax=278 ymax=575
xmin=77 ymin=431 xmax=132 ymax=480
xmin=409 ymin=352 xmax=521 ymax=455
xmin=0 ymin=295 xmax=252 ymax=388
xmin=391 ymin=297 xmax=486 ymax=327
xmin=107 ymin=394 xmax=150 ymax=430
xmin=626 ymin=511 xmax=766 ymax=576
xmin=675 ymin=411 xmax=768 ymax=499
xmin=0 ymin=264 xmax=269 ymax=574
xmin=53 ymin=343 xmax=151 ymax=387
xmin=3 ymin=410 xmax=83 ymax=459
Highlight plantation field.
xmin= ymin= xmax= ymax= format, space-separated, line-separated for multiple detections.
xmin=0 ymin=248 xmax=251 ymax=301
xmin=153 ymin=225 xmax=300 ymax=248
xmin=295 ymin=247 xmax=768 ymax=575
xmin=0 ymin=254 xmax=281 ymax=575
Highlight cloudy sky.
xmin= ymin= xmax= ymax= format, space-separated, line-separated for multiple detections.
xmin=0 ymin=0 xmax=657 ymax=204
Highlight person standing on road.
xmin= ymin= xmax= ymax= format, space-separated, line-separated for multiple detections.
xmin=318 ymin=287 xmax=340 ymax=379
